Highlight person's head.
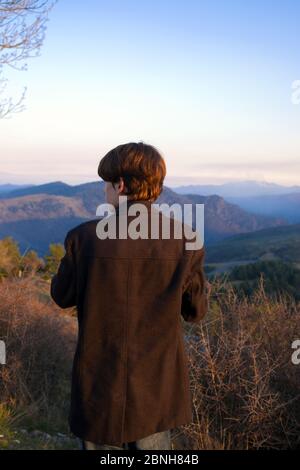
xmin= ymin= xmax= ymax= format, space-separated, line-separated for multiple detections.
xmin=98 ymin=141 xmax=166 ymax=207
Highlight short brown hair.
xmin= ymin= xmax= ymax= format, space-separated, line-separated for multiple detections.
xmin=98 ymin=141 xmax=166 ymax=201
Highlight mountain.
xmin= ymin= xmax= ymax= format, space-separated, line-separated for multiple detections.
xmin=173 ymin=180 xmax=300 ymax=198
xmin=205 ymin=223 xmax=300 ymax=265
xmin=0 ymin=184 xmax=34 ymax=195
xmin=0 ymin=181 xmax=73 ymax=199
xmin=0 ymin=181 xmax=288 ymax=256
xmin=169 ymin=193 xmax=286 ymax=244
xmin=225 ymin=193 xmax=300 ymax=223
xmin=0 ymin=193 xmax=91 ymax=222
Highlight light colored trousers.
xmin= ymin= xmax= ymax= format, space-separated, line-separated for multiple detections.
xmin=82 ymin=429 xmax=172 ymax=450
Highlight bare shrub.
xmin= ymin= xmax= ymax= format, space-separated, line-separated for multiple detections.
xmin=180 ymin=275 xmax=300 ymax=449
xmin=1 ymin=272 xmax=299 ymax=448
xmin=0 ymin=275 xmax=77 ymax=431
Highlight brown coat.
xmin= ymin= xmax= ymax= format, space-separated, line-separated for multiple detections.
xmin=50 ymin=198 xmax=208 ymax=446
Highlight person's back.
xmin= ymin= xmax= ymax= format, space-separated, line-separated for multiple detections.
xmin=50 ymin=142 xmax=210 ymax=450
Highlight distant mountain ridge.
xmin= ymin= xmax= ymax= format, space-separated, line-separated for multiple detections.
xmin=0 ymin=180 xmax=288 ymax=256
xmin=172 ymin=179 xmax=300 ymax=224
xmin=225 ymin=193 xmax=300 ymax=223
xmin=173 ymin=180 xmax=300 ymax=198
xmin=0 ymin=183 xmax=34 ymax=195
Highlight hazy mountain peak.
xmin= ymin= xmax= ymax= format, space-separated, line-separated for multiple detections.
xmin=173 ymin=180 xmax=300 ymax=198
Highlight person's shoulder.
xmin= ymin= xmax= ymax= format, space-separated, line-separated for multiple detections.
xmin=65 ymin=218 xmax=100 ymax=242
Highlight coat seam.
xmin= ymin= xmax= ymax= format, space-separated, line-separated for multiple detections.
xmin=121 ymin=258 xmax=130 ymax=443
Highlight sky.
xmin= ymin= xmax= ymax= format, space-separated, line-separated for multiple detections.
xmin=1 ymin=0 xmax=300 ymax=187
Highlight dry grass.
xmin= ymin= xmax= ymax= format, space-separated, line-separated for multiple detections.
xmin=0 ymin=273 xmax=299 ymax=449
xmin=0 ymin=274 xmax=77 ymax=434
xmin=178 ymin=275 xmax=300 ymax=449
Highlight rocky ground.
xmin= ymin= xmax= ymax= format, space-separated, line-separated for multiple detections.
xmin=0 ymin=428 xmax=81 ymax=450
xmin=0 ymin=428 xmax=186 ymax=450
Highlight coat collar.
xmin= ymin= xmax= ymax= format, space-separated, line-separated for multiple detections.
xmin=114 ymin=198 xmax=154 ymax=216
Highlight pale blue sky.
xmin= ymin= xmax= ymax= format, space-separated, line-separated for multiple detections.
xmin=1 ymin=0 xmax=300 ymax=186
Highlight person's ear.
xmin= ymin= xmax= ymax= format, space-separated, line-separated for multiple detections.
xmin=118 ymin=177 xmax=126 ymax=194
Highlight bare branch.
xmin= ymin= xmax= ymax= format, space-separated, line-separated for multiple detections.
xmin=0 ymin=0 xmax=56 ymax=118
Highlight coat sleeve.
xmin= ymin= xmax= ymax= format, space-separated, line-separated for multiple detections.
xmin=50 ymin=230 xmax=77 ymax=309
xmin=181 ymin=246 xmax=208 ymax=323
